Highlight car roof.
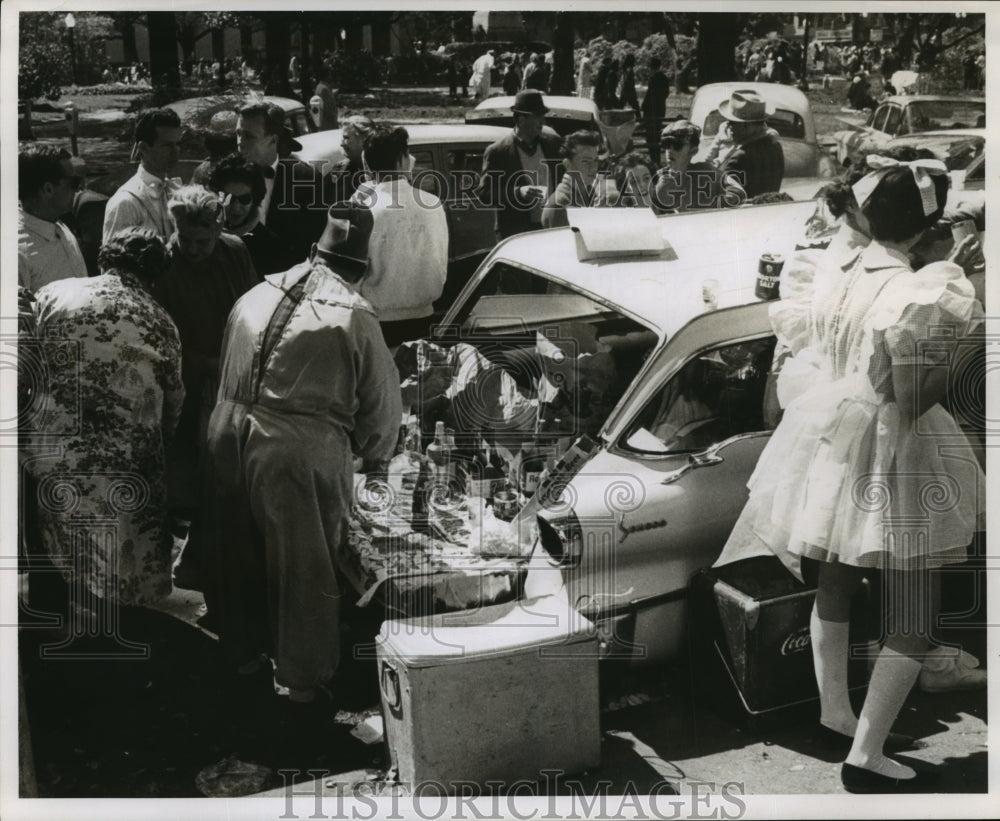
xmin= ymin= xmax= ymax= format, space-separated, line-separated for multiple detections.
xmin=689 ymin=81 xmax=816 ymax=141
xmin=887 ymin=128 xmax=985 ymax=144
xmin=472 ymin=95 xmax=599 ymax=117
xmin=167 ymin=94 xmax=305 ymax=124
xmin=293 ymin=123 xmax=511 ymax=164
xmin=878 ymin=95 xmax=986 ymax=106
xmin=464 ymin=201 xmax=817 ymax=338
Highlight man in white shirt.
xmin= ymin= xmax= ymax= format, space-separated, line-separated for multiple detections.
xmin=102 ymin=108 xmax=183 ymax=242
xmin=351 ymin=124 xmax=448 ymax=347
xmin=18 ymin=145 xmax=89 ymax=292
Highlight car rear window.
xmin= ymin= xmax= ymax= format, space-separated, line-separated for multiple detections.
xmin=907 ymin=100 xmax=985 ymax=131
xmin=703 ymin=108 xmax=805 ymax=140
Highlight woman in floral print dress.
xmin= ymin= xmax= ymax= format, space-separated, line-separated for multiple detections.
xmin=25 ymin=228 xmax=184 ymax=621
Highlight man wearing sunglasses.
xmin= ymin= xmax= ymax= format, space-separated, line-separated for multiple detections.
xmin=18 ymin=145 xmax=89 ymax=292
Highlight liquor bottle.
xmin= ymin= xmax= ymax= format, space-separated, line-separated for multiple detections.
xmin=411 ymin=456 xmax=431 ymax=532
xmin=425 ymin=420 xmax=453 ymax=479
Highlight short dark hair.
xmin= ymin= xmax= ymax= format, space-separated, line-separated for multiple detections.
xmin=19 ymin=145 xmax=72 ymax=201
xmin=562 ymin=130 xmax=601 ymax=159
xmin=239 ymin=102 xmax=285 ymax=137
xmin=648 ymin=56 xmax=662 ymax=71
xmin=363 ymin=124 xmax=409 ymax=174
xmin=209 ymin=153 xmax=267 ymax=205
xmin=134 ymin=108 xmax=181 ymax=146
xmin=99 ymin=227 xmax=168 ymax=283
xmin=613 ymin=152 xmax=654 ymax=192
xmin=862 ymin=167 xmax=949 ymax=242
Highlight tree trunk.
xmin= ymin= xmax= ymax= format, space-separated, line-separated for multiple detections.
xmin=551 ymin=12 xmax=575 ymax=95
xmin=263 ymin=14 xmax=294 ymax=97
xmin=211 ymin=28 xmax=225 ymax=63
xmin=122 ymin=20 xmax=139 ymax=65
xmin=895 ymin=15 xmax=918 ymax=69
xmin=298 ymin=20 xmax=313 ymax=105
xmin=240 ymin=24 xmax=254 ymax=60
xmin=695 ymin=13 xmax=742 ymax=86
xmin=21 ymin=98 xmax=35 ymax=140
xmin=370 ymin=11 xmax=392 ymax=55
xmin=148 ymin=11 xmax=181 ymax=101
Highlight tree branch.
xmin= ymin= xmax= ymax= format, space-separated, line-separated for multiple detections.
xmin=939 ymin=24 xmax=986 ymax=54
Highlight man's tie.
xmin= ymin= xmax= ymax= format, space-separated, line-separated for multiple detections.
xmin=261 ymin=165 xmax=276 ymax=179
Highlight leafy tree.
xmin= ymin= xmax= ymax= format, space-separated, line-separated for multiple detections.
xmin=889 ymin=12 xmax=985 ymax=72
xmin=19 ymin=12 xmax=69 ymax=139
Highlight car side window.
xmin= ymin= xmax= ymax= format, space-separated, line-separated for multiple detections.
xmin=872 ymin=106 xmax=890 ymax=134
xmin=622 ymin=337 xmax=777 ymax=454
xmin=411 ymin=149 xmax=439 ymax=196
xmin=884 ymin=106 xmax=902 ymax=136
xmin=289 ymin=111 xmax=311 ymax=136
xmin=446 ymin=149 xmax=484 ymax=201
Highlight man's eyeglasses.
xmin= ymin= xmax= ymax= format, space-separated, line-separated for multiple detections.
xmin=661 ymin=138 xmax=689 ymax=151
xmin=226 ymin=192 xmax=255 ymax=206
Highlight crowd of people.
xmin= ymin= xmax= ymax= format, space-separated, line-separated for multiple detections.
xmin=16 ymin=69 xmax=987 ymax=783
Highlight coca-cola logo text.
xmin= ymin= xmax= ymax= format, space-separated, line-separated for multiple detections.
xmin=780 ymin=627 xmax=811 ymax=655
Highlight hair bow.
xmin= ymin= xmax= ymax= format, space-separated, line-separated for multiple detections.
xmin=851 ymin=155 xmax=947 ymax=217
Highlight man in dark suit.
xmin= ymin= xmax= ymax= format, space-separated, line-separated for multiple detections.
xmin=476 ymin=90 xmax=563 ymax=241
xmin=237 ymin=102 xmax=328 ymax=264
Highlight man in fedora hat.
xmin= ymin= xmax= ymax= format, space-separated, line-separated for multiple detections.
xmin=476 ymin=89 xmax=563 ymax=241
xmin=204 ymin=202 xmax=401 ymax=733
xmin=715 ymin=88 xmax=784 ymax=199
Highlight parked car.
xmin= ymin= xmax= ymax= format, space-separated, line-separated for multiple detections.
xmin=688 ymin=82 xmax=839 ymax=179
xmin=466 ymin=94 xmax=601 ymax=136
xmin=430 ymin=202 xmax=823 ymax=663
xmin=466 ymin=94 xmax=638 ymax=155
xmin=830 ymin=96 xmax=986 ymax=167
xmin=87 ymin=94 xmax=314 ymax=201
xmin=293 ymin=123 xmax=512 ymax=307
xmin=884 ymin=128 xmax=984 ymax=188
xmin=166 ymin=93 xmax=315 ymax=139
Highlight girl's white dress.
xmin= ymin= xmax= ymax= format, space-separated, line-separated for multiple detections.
xmin=718 ymin=240 xmax=984 ymax=578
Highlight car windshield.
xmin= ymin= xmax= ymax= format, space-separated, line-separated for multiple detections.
xmin=440 ymin=261 xmax=659 ymax=440
xmin=906 ymin=100 xmax=985 ymax=131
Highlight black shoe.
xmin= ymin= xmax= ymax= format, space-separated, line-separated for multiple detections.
xmin=817 ymin=724 xmax=923 ymax=754
xmin=841 ymin=762 xmax=941 ymax=794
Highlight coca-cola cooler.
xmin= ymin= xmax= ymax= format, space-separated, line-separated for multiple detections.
xmin=688 ymin=556 xmax=874 ymax=731
xmin=375 ymin=594 xmax=601 ymax=793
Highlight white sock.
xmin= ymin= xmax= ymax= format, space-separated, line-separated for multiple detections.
xmin=811 ymin=606 xmax=857 ymax=735
xmin=847 ymin=646 xmax=920 ymax=779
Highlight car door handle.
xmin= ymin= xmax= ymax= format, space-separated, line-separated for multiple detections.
xmin=660 ymin=450 xmax=724 ymax=485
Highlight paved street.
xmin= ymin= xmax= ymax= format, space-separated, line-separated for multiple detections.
xmin=19 ymin=573 xmax=987 ymax=803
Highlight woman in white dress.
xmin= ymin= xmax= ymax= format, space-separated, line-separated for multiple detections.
xmin=719 ymin=157 xmax=984 ymax=792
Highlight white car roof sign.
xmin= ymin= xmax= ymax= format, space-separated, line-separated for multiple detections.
xmin=568 ymin=208 xmax=671 ymax=260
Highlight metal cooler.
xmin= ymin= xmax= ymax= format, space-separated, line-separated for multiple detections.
xmin=375 ymin=594 xmax=601 ymax=793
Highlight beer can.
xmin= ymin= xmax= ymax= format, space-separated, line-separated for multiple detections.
xmin=755 ymin=253 xmax=784 ymax=300
xmin=951 ymin=218 xmax=979 ymax=244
